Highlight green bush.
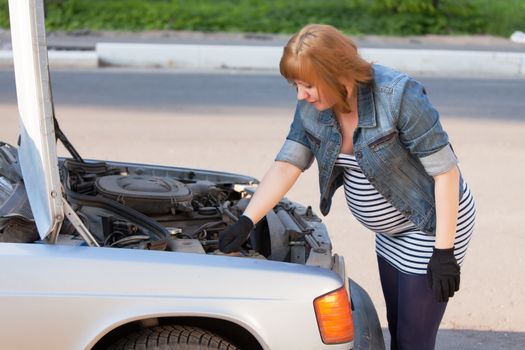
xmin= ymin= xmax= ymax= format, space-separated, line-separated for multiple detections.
xmin=0 ymin=1 xmax=8 ymax=28
xmin=478 ymin=0 xmax=525 ymax=37
xmin=0 ymin=0 xmax=523 ymax=37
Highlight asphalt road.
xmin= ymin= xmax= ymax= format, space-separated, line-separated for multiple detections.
xmin=0 ymin=68 xmax=524 ymax=349
xmin=0 ymin=69 xmax=524 ymax=121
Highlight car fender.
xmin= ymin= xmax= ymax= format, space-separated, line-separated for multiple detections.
xmin=0 ymin=243 xmax=347 ymax=349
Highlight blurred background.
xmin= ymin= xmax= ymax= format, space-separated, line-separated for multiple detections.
xmin=1 ymin=0 xmax=524 ymax=37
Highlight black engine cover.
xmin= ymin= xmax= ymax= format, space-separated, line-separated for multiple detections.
xmin=94 ymin=175 xmax=193 ymax=215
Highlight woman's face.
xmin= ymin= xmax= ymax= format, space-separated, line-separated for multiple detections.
xmin=294 ymin=80 xmax=334 ymax=111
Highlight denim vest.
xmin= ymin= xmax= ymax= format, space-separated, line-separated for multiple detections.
xmin=275 ymin=65 xmax=464 ymax=235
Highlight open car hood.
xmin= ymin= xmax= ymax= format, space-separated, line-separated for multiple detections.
xmin=9 ymin=0 xmax=63 ymax=239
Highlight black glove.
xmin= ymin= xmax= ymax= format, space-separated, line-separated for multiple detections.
xmin=218 ymin=215 xmax=254 ymax=253
xmin=427 ymin=247 xmax=460 ymax=303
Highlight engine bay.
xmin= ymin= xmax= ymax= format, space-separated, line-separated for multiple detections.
xmin=58 ymin=158 xmax=335 ymax=266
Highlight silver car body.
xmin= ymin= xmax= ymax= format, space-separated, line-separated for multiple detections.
xmin=0 ymin=242 xmax=346 ymax=349
xmin=0 ymin=1 xmax=358 ymax=349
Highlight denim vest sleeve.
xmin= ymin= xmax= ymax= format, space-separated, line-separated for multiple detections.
xmin=275 ymin=103 xmax=314 ymax=171
xmin=396 ymin=78 xmax=458 ymax=176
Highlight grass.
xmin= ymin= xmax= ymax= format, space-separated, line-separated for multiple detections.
xmin=0 ymin=0 xmax=523 ymax=37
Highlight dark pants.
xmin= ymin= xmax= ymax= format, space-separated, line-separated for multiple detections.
xmin=377 ymin=255 xmax=447 ymax=350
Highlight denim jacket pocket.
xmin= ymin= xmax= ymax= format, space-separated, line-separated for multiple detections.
xmin=368 ymin=129 xmax=398 ymax=151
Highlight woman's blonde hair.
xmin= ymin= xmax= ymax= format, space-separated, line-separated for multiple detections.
xmin=280 ymin=24 xmax=373 ymax=112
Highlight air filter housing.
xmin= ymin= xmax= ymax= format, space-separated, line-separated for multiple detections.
xmin=95 ymin=175 xmax=193 ymax=215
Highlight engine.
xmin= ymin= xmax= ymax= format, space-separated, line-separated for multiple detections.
xmin=58 ymin=159 xmax=333 ymax=266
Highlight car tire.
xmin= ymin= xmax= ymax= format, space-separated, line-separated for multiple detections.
xmin=350 ymin=279 xmax=386 ymax=350
xmin=107 ymin=324 xmax=239 ymax=350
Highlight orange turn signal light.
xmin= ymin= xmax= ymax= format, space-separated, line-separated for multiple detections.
xmin=313 ymin=286 xmax=354 ymax=344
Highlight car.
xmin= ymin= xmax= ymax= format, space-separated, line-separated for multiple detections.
xmin=0 ymin=1 xmax=385 ymax=349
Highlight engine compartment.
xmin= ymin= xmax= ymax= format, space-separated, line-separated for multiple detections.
xmin=59 ymin=159 xmax=335 ymax=266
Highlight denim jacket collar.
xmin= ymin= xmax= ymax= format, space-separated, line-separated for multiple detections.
xmin=318 ymin=109 xmax=333 ymax=125
xmin=357 ymin=83 xmax=377 ymax=128
xmin=317 ymin=83 xmax=377 ymax=129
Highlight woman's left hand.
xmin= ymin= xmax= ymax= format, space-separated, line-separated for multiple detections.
xmin=427 ymin=247 xmax=460 ymax=303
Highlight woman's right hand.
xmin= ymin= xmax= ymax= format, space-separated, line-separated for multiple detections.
xmin=219 ymin=161 xmax=302 ymax=253
xmin=218 ymin=215 xmax=254 ymax=253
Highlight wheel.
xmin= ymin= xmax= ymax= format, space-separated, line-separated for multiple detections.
xmin=350 ymin=279 xmax=386 ymax=350
xmin=107 ymin=324 xmax=239 ymax=350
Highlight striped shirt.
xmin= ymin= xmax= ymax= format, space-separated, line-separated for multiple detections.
xmin=335 ymin=153 xmax=476 ymax=275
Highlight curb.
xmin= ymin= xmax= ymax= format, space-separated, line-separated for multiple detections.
xmin=97 ymin=43 xmax=281 ymax=70
xmin=360 ymin=48 xmax=525 ymax=77
xmin=1 ymin=43 xmax=524 ymax=76
xmin=0 ymin=50 xmax=98 ymax=69
xmin=97 ymin=43 xmax=525 ymax=76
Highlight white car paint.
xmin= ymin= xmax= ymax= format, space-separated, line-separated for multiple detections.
xmin=9 ymin=0 xmax=63 ymax=239
xmin=0 ymin=243 xmax=349 ymax=349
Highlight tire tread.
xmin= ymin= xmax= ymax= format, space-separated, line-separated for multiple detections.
xmin=107 ymin=325 xmax=239 ymax=350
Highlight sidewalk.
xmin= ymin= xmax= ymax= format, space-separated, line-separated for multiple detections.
xmin=1 ymin=30 xmax=525 ymax=76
